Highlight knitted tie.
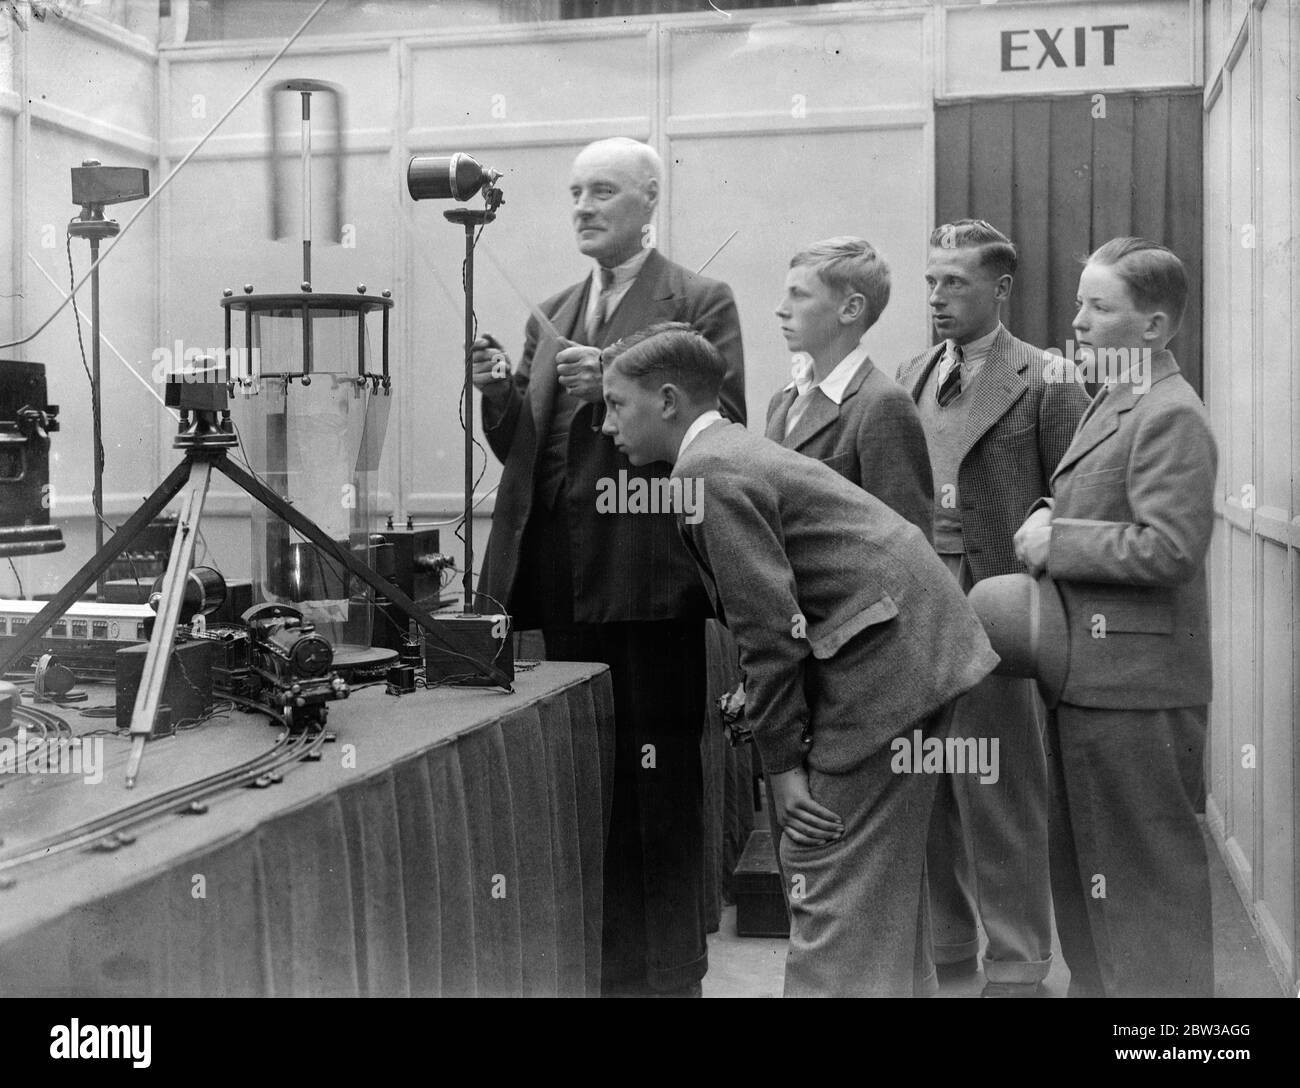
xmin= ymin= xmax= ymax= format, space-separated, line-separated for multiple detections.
xmin=937 ymin=343 xmax=965 ymax=407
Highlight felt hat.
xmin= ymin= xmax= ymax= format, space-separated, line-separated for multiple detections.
xmin=967 ymin=573 xmax=1069 ymax=706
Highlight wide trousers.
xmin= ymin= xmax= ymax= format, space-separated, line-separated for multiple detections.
xmin=779 ymin=711 xmax=945 ymax=998
xmin=1046 ymin=703 xmax=1214 ymax=998
xmin=926 ymin=554 xmax=1053 ymax=983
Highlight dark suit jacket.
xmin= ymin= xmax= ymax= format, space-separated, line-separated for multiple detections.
xmin=1039 ymin=350 xmax=1216 ymax=710
xmin=478 ymin=248 xmax=745 ymax=624
xmin=765 ymin=356 xmax=933 ymax=540
xmin=674 ymin=422 xmax=999 ymax=776
xmin=896 ymin=326 xmax=1089 ymax=581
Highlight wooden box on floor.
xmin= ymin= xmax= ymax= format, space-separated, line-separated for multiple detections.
xmin=733 ymin=829 xmax=789 ymax=938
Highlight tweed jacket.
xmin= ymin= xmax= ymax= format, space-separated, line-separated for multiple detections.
xmin=896 ymin=326 xmax=1089 ymax=582
xmin=478 ymin=248 xmax=745 ymax=624
xmin=1038 ymin=350 xmax=1216 ymax=710
xmin=674 ymin=421 xmax=999 ymax=776
xmin=765 ymin=356 xmax=933 ymax=540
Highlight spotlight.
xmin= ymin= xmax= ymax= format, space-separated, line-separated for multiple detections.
xmin=407 ymin=153 xmax=501 ymax=202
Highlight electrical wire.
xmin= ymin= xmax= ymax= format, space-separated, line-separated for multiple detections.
xmin=6 ymin=559 xmax=23 ymax=599
xmin=0 ymin=0 xmax=334 ymax=352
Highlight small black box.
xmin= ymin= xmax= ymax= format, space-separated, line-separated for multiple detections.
xmin=733 ymin=828 xmax=791 ymax=938
xmin=208 ymin=579 xmax=253 ymax=626
xmin=115 ymin=638 xmax=215 ymax=733
xmin=423 ymin=613 xmax=514 ymax=687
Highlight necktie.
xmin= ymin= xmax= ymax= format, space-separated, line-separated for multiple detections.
xmin=588 ymin=267 xmax=616 ymax=344
xmin=937 ymin=344 xmax=964 ymax=407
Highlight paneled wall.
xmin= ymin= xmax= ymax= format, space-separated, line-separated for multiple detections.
xmin=1202 ymin=0 xmax=1297 ymax=996
xmin=0 ymin=9 xmax=161 ymax=599
xmin=150 ymin=5 xmax=934 ymax=579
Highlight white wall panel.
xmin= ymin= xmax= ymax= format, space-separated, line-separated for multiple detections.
xmin=0 ymin=13 xmax=159 ymax=600
xmin=666 ymin=13 xmax=927 ymax=120
xmin=669 ymin=125 xmax=929 ymax=426
xmin=1204 ymin=0 xmax=1296 ymax=997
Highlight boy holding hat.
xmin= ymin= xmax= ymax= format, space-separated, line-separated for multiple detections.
xmin=1014 ymin=237 xmax=1217 ymax=998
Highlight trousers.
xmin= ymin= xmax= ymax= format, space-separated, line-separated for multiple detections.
xmin=1046 ymin=703 xmax=1213 ymax=998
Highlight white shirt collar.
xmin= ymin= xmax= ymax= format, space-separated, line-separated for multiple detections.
xmin=947 ymin=322 xmax=1001 ymax=370
xmin=784 ymin=332 xmax=871 ymax=406
xmin=592 ymin=245 xmax=652 ymax=293
xmin=677 ymin=409 xmax=724 ymax=462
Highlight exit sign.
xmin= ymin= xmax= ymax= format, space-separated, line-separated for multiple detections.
xmin=940 ymin=0 xmax=1200 ymax=99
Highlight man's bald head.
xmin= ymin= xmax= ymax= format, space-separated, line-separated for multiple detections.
xmin=569 ymin=138 xmax=662 ymax=267
xmin=574 ymin=137 xmax=663 ymax=189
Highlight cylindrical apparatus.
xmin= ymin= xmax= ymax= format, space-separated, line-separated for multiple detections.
xmin=149 ymin=565 xmax=227 ymax=623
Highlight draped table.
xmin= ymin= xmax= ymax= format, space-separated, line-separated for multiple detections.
xmin=0 ymin=662 xmax=613 ymax=997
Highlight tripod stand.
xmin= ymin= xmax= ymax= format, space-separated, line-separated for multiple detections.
xmin=0 ymin=382 xmax=512 ymax=788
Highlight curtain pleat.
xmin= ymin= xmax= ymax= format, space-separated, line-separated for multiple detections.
xmin=339 ymin=774 xmax=412 ymax=996
xmin=392 ymin=753 xmax=444 ymax=997
xmin=554 ymin=682 xmax=609 ymax=996
xmin=258 ymin=800 xmax=360 ymax=996
xmin=501 ymin=706 xmax=562 ymax=996
xmin=533 ymin=693 xmax=588 ymax=995
xmin=427 ymin=744 xmax=480 ymax=996
xmin=936 ymin=91 xmax=1204 ymax=393
xmin=457 ymin=725 xmax=525 ymax=997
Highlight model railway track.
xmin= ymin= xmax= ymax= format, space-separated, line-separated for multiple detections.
xmin=0 ymin=696 xmax=329 ymax=875
xmin=0 ymin=701 xmax=75 ymax=776
xmin=7 ymin=702 xmax=74 ymax=740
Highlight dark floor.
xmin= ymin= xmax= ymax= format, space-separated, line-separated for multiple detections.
xmin=702 ymin=821 xmax=1284 ymax=998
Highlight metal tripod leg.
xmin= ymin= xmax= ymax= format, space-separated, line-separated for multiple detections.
xmin=0 ymin=456 xmax=195 ymax=676
xmin=124 ymin=458 xmax=213 ymax=788
xmin=214 ymin=456 xmax=512 ymax=690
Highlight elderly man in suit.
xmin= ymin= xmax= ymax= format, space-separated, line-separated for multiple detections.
xmin=600 ymin=321 xmax=999 ymax=997
xmin=1014 ymin=237 xmax=1216 ymax=998
xmin=897 ymin=219 xmax=1089 ymax=996
xmin=768 ymin=236 xmax=931 ymax=537
xmin=470 ymin=137 xmax=745 ymax=997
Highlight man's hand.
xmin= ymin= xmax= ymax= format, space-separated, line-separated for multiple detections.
xmin=555 ymin=343 xmax=604 ymax=403
xmin=1014 ymin=506 xmax=1053 ymax=577
xmin=770 ymin=765 xmax=844 ymax=848
xmin=470 ymin=335 xmax=513 ymax=406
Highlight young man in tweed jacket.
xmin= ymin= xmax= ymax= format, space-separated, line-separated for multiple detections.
xmin=896 ymin=219 xmax=1089 ymax=996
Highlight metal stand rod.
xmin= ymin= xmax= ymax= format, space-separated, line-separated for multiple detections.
xmin=460 ymin=218 xmax=475 ymax=612
xmin=89 ymin=234 xmax=104 ymax=596
xmin=301 ymin=89 xmax=312 ymax=285
xmin=443 ymin=206 xmax=495 ymax=613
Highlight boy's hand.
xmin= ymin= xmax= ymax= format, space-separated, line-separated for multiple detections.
xmin=770 ymin=765 xmax=844 ymax=847
xmin=1013 ymin=506 xmax=1054 ymax=576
